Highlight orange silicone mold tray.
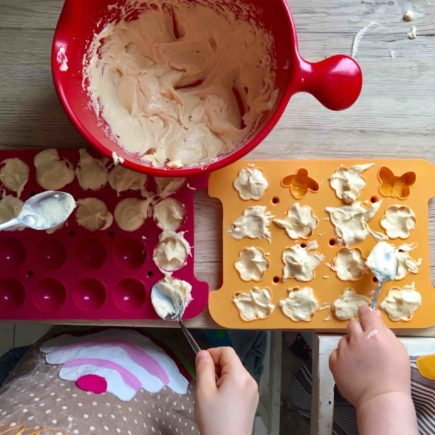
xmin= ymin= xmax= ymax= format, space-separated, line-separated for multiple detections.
xmin=208 ymin=159 xmax=435 ymax=330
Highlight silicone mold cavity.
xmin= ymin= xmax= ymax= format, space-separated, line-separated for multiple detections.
xmin=36 ymin=238 xmax=67 ymax=270
xmin=73 ymin=278 xmax=106 ymax=312
xmin=33 ymin=278 xmax=66 ymax=312
xmin=113 ymin=238 xmax=147 ymax=270
xmin=0 ymin=278 xmax=25 ymax=311
xmin=378 ymin=167 xmax=416 ymax=199
xmin=0 ymin=238 xmax=26 ymax=270
xmin=281 ymin=169 xmax=319 ymax=199
xmin=76 ymin=238 xmax=107 ymax=270
xmin=113 ymin=278 xmax=147 ymax=313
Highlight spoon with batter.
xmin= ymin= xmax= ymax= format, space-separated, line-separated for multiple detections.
xmin=0 ymin=191 xmax=76 ymax=231
xmin=151 ymin=279 xmax=201 ymax=354
xmin=366 ymin=241 xmax=398 ymax=309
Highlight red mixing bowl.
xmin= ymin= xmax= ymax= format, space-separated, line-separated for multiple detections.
xmin=52 ymin=0 xmax=362 ymax=177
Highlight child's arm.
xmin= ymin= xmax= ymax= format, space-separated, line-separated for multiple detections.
xmin=329 ymin=306 xmax=418 ymax=435
xmin=194 ymin=347 xmax=259 ymax=435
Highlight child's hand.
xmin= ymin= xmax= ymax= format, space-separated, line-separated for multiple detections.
xmin=194 ymin=347 xmax=259 ymax=435
xmin=329 ymin=306 xmax=411 ymax=408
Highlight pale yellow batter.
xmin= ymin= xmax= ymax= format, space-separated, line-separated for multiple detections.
xmin=108 ymin=166 xmax=148 ymax=196
xmin=330 ymin=163 xmax=374 ymax=204
xmin=380 ymin=283 xmax=422 ymax=321
xmin=76 ymin=198 xmax=113 ymax=231
xmin=0 ymin=158 xmax=29 ymax=197
xmin=34 ymin=149 xmax=74 ymax=190
xmin=279 ymin=287 xmax=319 ymax=322
xmin=153 ymin=231 xmax=190 ymax=272
xmin=333 ymin=288 xmax=370 ymax=320
xmin=233 ymin=287 xmax=275 ymax=322
xmin=84 ymin=0 xmax=276 ymax=167
xmin=114 ymin=198 xmax=149 ymax=231
xmin=153 ymin=198 xmax=185 ymax=231
xmin=155 ymin=177 xmax=186 ymax=198
xmin=331 ymin=247 xmax=367 ymax=281
xmin=76 ymin=149 xmax=108 ymax=191
xmin=234 ymin=168 xmax=269 ymax=201
xmin=395 ymin=244 xmax=421 ymax=280
xmin=273 ymin=203 xmax=318 ymax=240
xmin=282 ymin=241 xmax=324 ymax=282
xmin=228 ymin=206 xmax=273 ymax=242
xmin=380 ymin=205 xmax=416 ymax=239
xmin=234 ymin=247 xmax=269 ymax=282
xmin=0 ymin=195 xmax=23 ymax=230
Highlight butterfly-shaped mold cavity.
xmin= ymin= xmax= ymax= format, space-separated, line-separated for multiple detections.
xmin=281 ymin=169 xmax=319 ymax=199
xmin=378 ymin=167 xmax=416 ymax=199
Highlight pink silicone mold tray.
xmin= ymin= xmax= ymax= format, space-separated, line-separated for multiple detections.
xmin=0 ymin=149 xmax=208 ymax=321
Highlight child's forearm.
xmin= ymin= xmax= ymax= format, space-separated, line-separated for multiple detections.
xmin=357 ymin=392 xmax=419 ymax=435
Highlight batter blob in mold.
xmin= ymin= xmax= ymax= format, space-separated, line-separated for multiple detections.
xmin=329 ymin=163 xmax=374 ymax=204
xmin=279 ymin=287 xmax=319 ymax=322
xmin=331 ymin=247 xmax=367 ymax=281
xmin=233 ymin=167 xmax=269 ymax=200
xmin=0 ymin=158 xmax=29 ymax=197
xmin=228 ymin=206 xmax=273 ymax=242
xmin=234 ymin=247 xmax=269 ymax=281
xmin=380 ymin=283 xmax=422 ymax=321
xmin=76 ymin=198 xmax=113 ymax=231
xmin=76 ymin=149 xmax=108 ymax=191
xmin=153 ymin=231 xmax=191 ymax=272
xmin=114 ymin=198 xmax=149 ymax=232
xmin=326 ymin=201 xmax=386 ymax=246
xmin=153 ymin=198 xmax=185 ymax=231
xmin=333 ymin=288 xmax=370 ymax=320
xmin=233 ymin=287 xmax=275 ymax=321
xmin=273 ymin=203 xmax=318 ymax=240
xmin=380 ymin=205 xmax=416 ymax=239
xmin=34 ymin=149 xmax=74 ymax=190
xmin=282 ymin=241 xmax=324 ymax=282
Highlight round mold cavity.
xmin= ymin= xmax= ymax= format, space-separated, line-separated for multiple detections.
xmin=0 ymin=238 xmax=26 ymax=270
xmin=113 ymin=278 xmax=146 ymax=313
xmin=113 ymin=238 xmax=147 ymax=271
xmin=76 ymin=238 xmax=108 ymax=270
xmin=33 ymin=278 xmax=66 ymax=312
xmin=35 ymin=238 xmax=67 ymax=270
xmin=272 ymin=196 xmax=280 ymax=204
xmin=0 ymin=278 xmax=25 ymax=311
xmin=73 ymin=278 xmax=106 ymax=312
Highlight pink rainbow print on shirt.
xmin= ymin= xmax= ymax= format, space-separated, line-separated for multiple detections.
xmin=40 ymin=329 xmax=189 ymax=401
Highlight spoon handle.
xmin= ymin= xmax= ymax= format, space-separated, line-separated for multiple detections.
xmin=371 ymin=280 xmax=384 ymax=310
xmin=179 ymin=320 xmax=202 ymax=355
xmin=0 ymin=218 xmax=21 ymax=232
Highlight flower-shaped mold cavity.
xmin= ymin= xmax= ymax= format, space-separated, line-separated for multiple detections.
xmin=378 ymin=167 xmax=416 ymax=199
xmin=73 ymin=278 xmax=106 ymax=312
xmin=35 ymin=239 xmax=67 ymax=271
xmin=113 ymin=238 xmax=147 ymax=271
xmin=33 ymin=278 xmax=66 ymax=312
xmin=76 ymin=238 xmax=107 ymax=270
xmin=113 ymin=278 xmax=147 ymax=313
xmin=281 ymin=169 xmax=319 ymax=199
xmin=0 ymin=238 xmax=26 ymax=270
xmin=0 ymin=278 xmax=25 ymax=311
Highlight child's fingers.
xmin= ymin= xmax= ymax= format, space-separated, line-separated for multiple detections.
xmin=358 ymin=306 xmax=384 ymax=331
xmin=347 ymin=318 xmax=363 ymax=337
xmin=195 ymin=350 xmax=217 ymax=397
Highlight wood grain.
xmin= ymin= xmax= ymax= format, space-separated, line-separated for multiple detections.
xmin=0 ymin=0 xmax=433 ymax=330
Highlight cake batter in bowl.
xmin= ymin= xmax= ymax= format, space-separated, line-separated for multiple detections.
xmin=52 ymin=0 xmax=362 ymax=177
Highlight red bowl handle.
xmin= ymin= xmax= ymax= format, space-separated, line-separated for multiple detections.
xmin=297 ymin=54 xmax=362 ymax=111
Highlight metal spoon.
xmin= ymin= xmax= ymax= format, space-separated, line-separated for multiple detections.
xmin=366 ymin=242 xmax=399 ymax=309
xmin=151 ymin=281 xmax=201 ymax=355
xmin=0 ymin=191 xmax=76 ymax=231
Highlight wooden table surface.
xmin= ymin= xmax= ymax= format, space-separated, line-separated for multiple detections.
xmin=0 ymin=0 xmax=434 ymax=332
